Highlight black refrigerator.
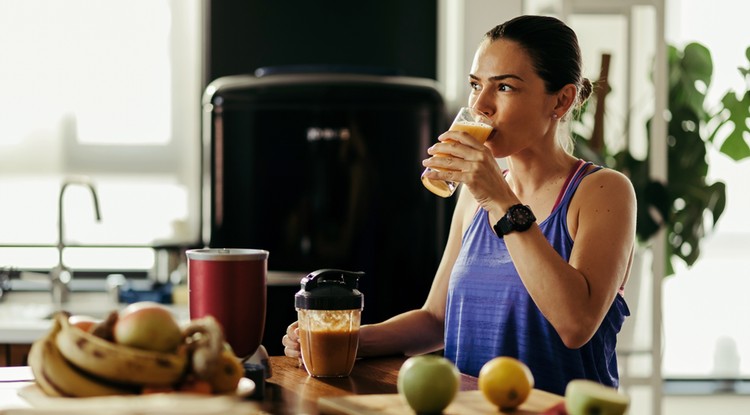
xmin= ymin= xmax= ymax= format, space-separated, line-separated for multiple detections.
xmin=202 ymin=68 xmax=454 ymax=354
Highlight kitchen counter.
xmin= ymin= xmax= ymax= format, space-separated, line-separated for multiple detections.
xmin=0 ymin=272 xmax=300 ymax=348
xmin=0 ymin=290 xmax=189 ymax=345
xmin=0 ymin=356 xmax=565 ymax=414
xmin=0 ymin=307 xmax=190 ymax=345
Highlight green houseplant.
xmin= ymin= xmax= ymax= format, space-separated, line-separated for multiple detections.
xmin=574 ymin=42 xmax=750 ymax=276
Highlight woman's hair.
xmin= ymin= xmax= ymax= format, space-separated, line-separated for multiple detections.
xmin=485 ymin=15 xmax=592 ymax=152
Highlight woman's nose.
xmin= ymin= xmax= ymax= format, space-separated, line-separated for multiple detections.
xmin=470 ymin=92 xmax=495 ymax=118
xmin=471 ymin=103 xmax=493 ymax=119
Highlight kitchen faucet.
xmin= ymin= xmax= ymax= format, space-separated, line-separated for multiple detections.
xmin=50 ymin=177 xmax=102 ymax=307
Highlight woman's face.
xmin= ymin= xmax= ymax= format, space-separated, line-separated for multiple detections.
xmin=468 ymin=39 xmax=559 ymax=158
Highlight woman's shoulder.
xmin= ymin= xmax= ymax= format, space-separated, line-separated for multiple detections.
xmin=567 ymin=163 xmax=637 ymax=239
xmin=583 ymin=164 xmax=633 ymax=186
xmin=578 ymin=164 xmax=636 ymax=204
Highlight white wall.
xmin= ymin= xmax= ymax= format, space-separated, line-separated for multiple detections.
xmin=437 ymin=0 xmax=523 ymax=112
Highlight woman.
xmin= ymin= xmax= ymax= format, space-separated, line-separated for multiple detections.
xmin=283 ymin=15 xmax=635 ymax=395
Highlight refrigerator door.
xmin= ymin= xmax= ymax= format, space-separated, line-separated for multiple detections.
xmin=203 ymin=71 xmax=453 ymax=325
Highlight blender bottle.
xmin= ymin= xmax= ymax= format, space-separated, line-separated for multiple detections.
xmin=295 ymin=269 xmax=364 ymax=377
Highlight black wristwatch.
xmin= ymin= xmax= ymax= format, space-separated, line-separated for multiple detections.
xmin=494 ymin=204 xmax=536 ymax=237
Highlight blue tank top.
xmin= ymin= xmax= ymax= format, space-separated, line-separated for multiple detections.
xmin=444 ymin=161 xmax=630 ymax=395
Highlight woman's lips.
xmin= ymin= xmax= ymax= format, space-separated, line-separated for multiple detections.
xmin=485 ymin=129 xmax=498 ymax=142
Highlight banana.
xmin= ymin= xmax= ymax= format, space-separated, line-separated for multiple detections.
xmin=28 ymin=316 xmax=136 ymax=397
xmin=54 ymin=312 xmax=188 ymax=386
xmin=27 ymin=334 xmax=62 ymax=397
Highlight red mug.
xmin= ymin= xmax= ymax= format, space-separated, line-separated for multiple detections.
xmin=186 ymin=248 xmax=268 ymax=359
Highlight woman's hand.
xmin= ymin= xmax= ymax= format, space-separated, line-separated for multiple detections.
xmin=282 ymin=321 xmax=303 ymax=364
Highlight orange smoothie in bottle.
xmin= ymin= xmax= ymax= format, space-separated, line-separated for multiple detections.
xmin=295 ymin=269 xmax=364 ymax=378
xmin=299 ymin=327 xmax=360 ymax=377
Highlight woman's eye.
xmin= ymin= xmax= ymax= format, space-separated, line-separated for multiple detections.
xmin=469 ymin=82 xmax=481 ymax=91
xmin=498 ymin=83 xmax=514 ymax=92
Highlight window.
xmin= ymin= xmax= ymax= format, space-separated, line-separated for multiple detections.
xmin=559 ymin=0 xmax=749 ymax=382
xmin=0 ymin=0 xmax=202 ymax=271
xmin=662 ymin=0 xmax=750 ymax=379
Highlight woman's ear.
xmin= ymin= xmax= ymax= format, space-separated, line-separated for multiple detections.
xmin=554 ymin=83 xmax=578 ymax=115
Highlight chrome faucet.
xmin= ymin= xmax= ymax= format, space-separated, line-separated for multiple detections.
xmin=50 ymin=177 xmax=102 ymax=307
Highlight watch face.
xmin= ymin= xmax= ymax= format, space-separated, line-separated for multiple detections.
xmin=508 ymin=205 xmax=536 ymax=231
xmin=494 ymin=204 xmax=536 ymax=237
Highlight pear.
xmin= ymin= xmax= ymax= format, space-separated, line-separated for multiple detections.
xmin=565 ymin=379 xmax=629 ymax=415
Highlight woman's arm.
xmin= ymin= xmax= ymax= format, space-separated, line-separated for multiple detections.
xmin=502 ymin=168 xmax=636 ymax=349
xmin=356 ymin=187 xmax=476 ymax=357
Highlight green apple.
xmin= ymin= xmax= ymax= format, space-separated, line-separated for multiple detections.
xmin=565 ymin=379 xmax=630 ymax=415
xmin=397 ymin=355 xmax=460 ymax=414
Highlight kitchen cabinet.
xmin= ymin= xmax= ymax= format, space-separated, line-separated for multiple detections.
xmin=1 ymin=344 xmax=31 ymax=367
xmin=207 ymin=0 xmax=437 ymax=82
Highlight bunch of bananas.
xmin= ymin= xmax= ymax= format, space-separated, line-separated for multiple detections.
xmin=28 ymin=310 xmax=244 ymax=398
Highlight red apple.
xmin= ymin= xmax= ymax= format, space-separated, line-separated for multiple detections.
xmin=113 ymin=302 xmax=182 ymax=353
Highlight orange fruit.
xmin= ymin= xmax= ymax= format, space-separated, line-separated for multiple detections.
xmin=141 ymin=384 xmax=176 ymax=394
xmin=68 ymin=315 xmax=99 ymax=332
xmin=179 ymin=378 xmax=213 ymax=395
xmin=478 ymin=356 xmax=534 ymax=411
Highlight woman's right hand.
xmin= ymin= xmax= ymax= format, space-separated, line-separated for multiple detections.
xmin=282 ymin=321 xmax=302 ymax=362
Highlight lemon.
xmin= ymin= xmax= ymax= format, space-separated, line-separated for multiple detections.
xmin=478 ymin=356 xmax=534 ymax=411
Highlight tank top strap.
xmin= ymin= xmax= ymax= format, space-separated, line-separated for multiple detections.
xmin=551 ymin=160 xmax=601 ymax=212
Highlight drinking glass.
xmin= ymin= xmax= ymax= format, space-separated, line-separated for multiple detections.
xmin=421 ymin=107 xmax=493 ymax=197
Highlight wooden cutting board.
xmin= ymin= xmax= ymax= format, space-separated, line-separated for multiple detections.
xmin=318 ymin=389 xmax=564 ymax=415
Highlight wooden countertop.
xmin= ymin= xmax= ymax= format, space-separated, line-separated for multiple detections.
xmin=261 ymin=355 xmax=478 ymax=414
xmin=0 ymin=356 xmax=564 ymax=414
xmin=261 ymin=356 xmax=563 ymax=414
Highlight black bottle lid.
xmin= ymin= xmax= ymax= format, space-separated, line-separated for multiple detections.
xmin=294 ymin=269 xmax=364 ymax=311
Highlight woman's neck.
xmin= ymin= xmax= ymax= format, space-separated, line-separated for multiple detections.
xmin=505 ymin=150 xmax=578 ymax=199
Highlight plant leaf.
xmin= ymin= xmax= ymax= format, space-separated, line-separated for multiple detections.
xmin=613 ymin=150 xmax=669 ymax=243
xmin=682 ymin=42 xmax=713 ymax=85
xmin=717 ymin=91 xmax=750 ymax=160
xmin=668 ymin=106 xmax=708 ymax=176
xmin=670 ymin=42 xmax=712 ymax=119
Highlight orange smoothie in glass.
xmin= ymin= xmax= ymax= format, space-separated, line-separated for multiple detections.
xmin=422 ymin=113 xmax=493 ymax=197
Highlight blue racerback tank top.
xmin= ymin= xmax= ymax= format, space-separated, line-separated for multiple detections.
xmin=444 ymin=161 xmax=630 ymax=395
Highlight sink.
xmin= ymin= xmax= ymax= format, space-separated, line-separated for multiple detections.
xmin=0 ymin=291 xmax=119 ymax=320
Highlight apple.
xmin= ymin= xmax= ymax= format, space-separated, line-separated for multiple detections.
xmin=565 ymin=379 xmax=630 ymax=415
xmin=397 ymin=355 xmax=460 ymax=414
xmin=113 ymin=302 xmax=183 ymax=353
